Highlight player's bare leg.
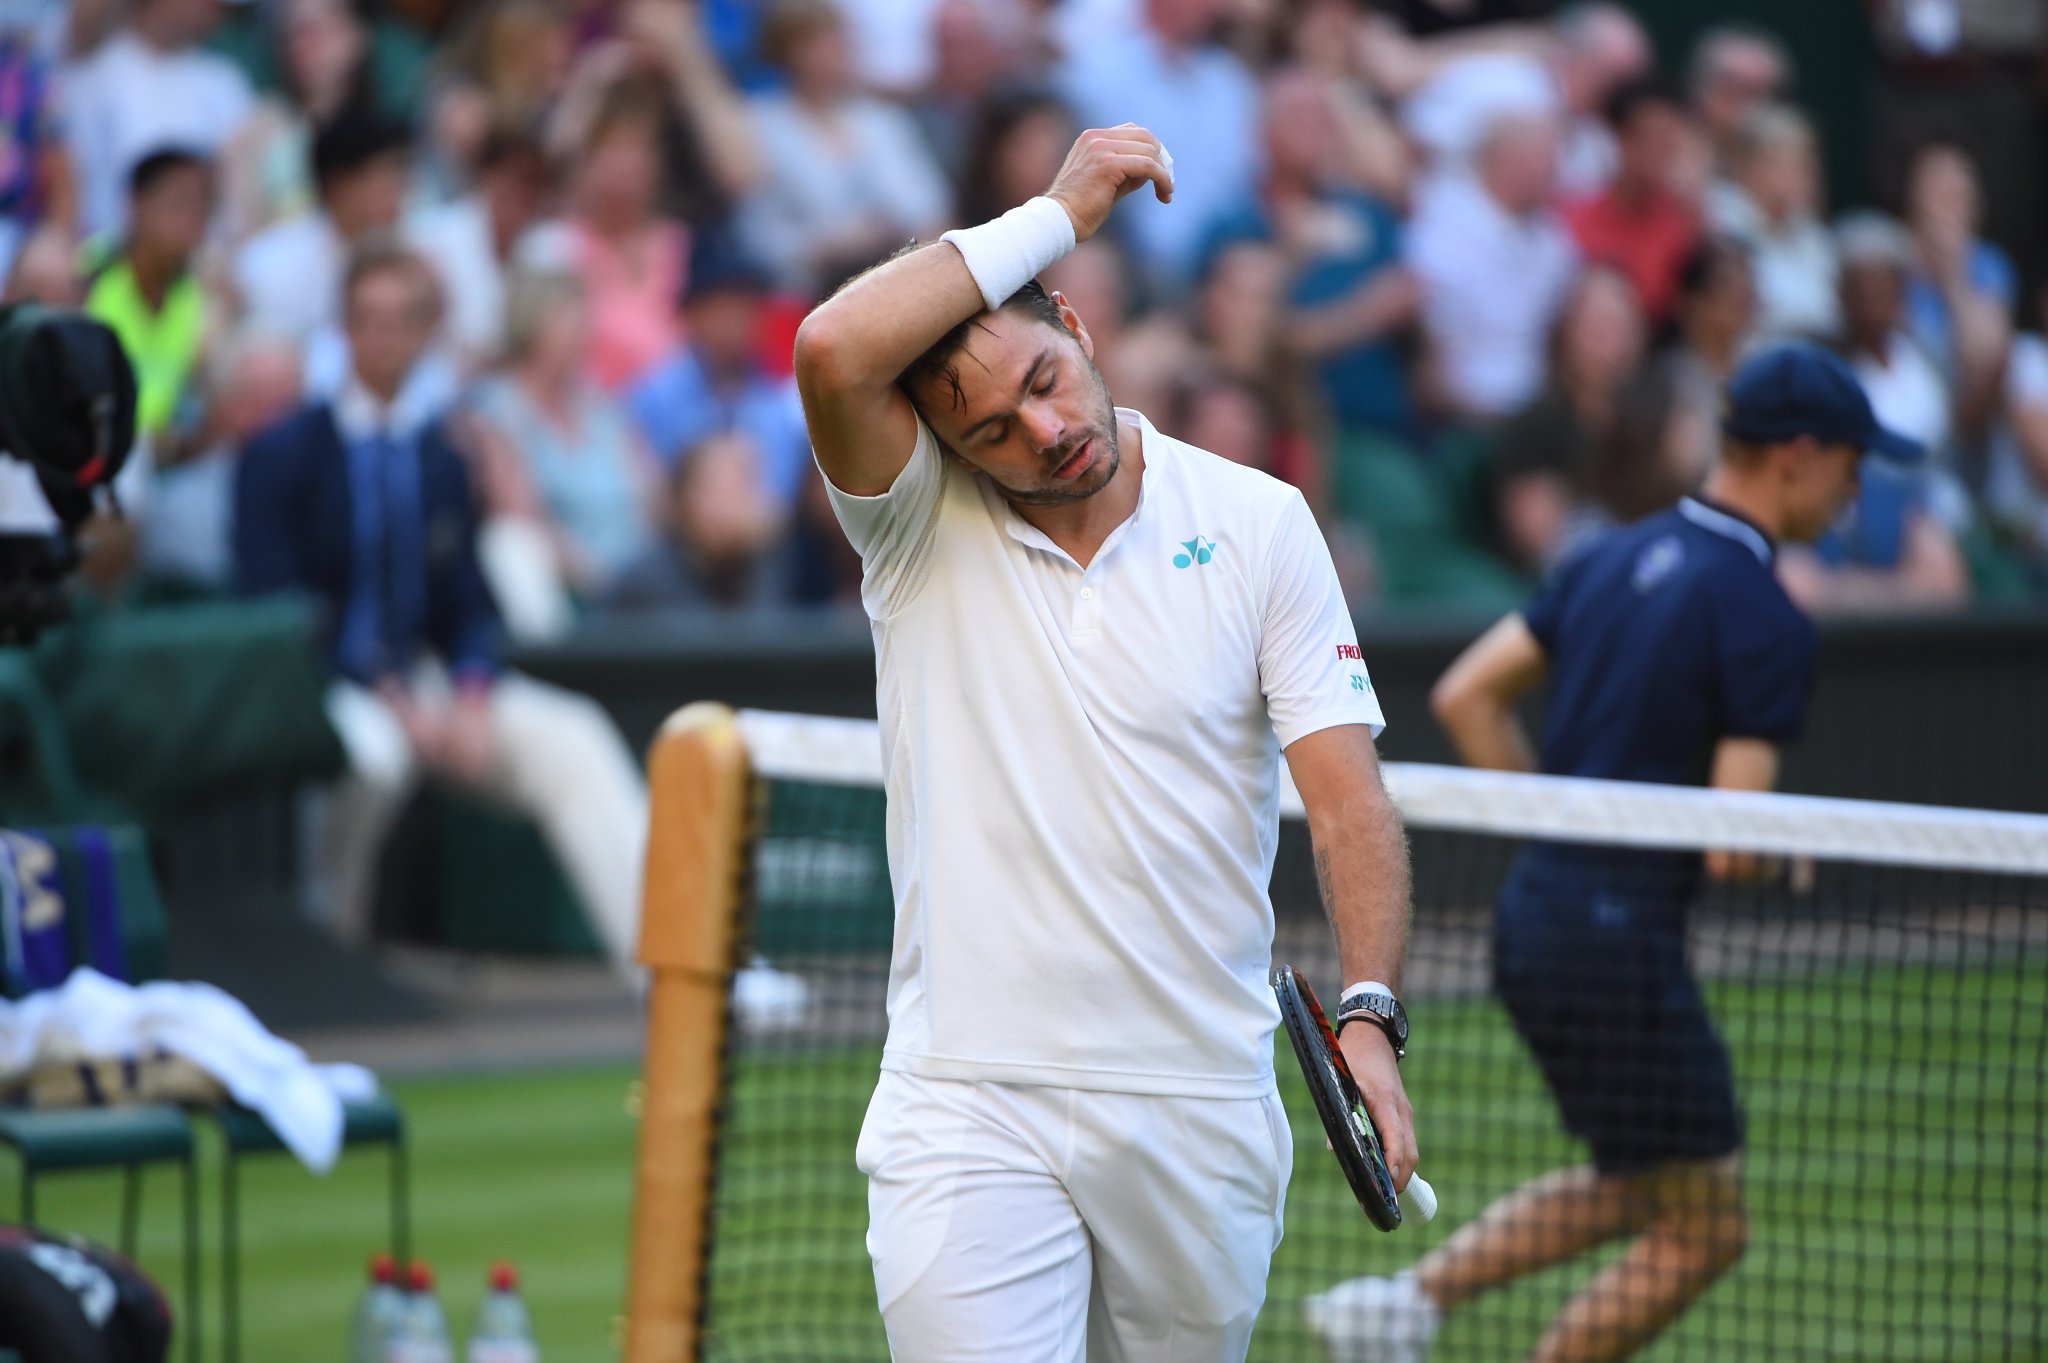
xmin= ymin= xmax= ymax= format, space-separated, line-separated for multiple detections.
xmin=1523 ymin=1155 xmax=1748 ymax=1363
xmin=1410 ymin=1163 xmax=1658 ymax=1311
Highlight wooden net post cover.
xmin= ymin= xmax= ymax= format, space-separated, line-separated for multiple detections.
xmin=625 ymin=702 xmax=751 ymax=1363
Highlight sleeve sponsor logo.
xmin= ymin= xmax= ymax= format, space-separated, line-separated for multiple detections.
xmin=1334 ymin=643 xmax=1363 ymax=660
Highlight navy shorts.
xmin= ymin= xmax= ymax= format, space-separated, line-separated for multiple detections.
xmin=1493 ymin=851 xmax=1742 ymax=1174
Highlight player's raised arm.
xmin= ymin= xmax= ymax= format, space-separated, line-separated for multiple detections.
xmin=791 ymin=124 xmax=1174 ymax=496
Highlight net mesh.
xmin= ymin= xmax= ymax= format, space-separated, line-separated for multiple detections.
xmin=691 ymin=711 xmax=2048 ymax=1363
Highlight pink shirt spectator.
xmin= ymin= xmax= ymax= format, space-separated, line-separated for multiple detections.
xmin=573 ymin=220 xmax=687 ymax=391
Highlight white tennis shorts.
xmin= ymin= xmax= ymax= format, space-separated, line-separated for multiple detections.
xmin=855 ymin=1070 xmax=1293 ymax=1362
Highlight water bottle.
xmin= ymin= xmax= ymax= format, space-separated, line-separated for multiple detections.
xmin=351 ymin=1253 xmax=406 ymax=1363
xmin=466 ymin=1261 xmax=539 ymax=1363
xmin=386 ymin=1261 xmax=454 ymax=1363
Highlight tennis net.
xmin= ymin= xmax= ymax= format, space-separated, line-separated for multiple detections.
xmin=625 ymin=706 xmax=2047 ymax=1363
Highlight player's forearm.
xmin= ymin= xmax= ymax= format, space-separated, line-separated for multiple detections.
xmin=1435 ymin=695 xmax=1537 ymax=774
xmin=1311 ymin=783 xmax=1413 ymax=993
xmin=792 ymin=242 xmax=992 ymax=397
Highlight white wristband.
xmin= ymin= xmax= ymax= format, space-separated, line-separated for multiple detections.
xmin=1340 ymin=980 xmax=1393 ymax=1004
xmin=940 ymin=196 xmax=1077 ymax=313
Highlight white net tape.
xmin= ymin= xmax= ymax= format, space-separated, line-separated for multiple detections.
xmin=735 ymin=709 xmax=2048 ymax=877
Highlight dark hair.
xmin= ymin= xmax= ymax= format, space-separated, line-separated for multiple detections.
xmin=1602 ymin=74 xmax=1685 ymax=134
xmin=311 ymin=109 xmax=411 ymax=187
xmin=474 ymin=123 xmax=549 ymax=176
xmin=759 ymin=0 xmax=841 ymax=73
xmin=899 ymin=275 xmax=1067 ymax=411
xmin=129 ymin=147 xmax=210 ymax=198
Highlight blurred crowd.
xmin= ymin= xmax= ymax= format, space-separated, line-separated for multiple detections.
xmin=3 ymin=0 xmax=2047 ymax=639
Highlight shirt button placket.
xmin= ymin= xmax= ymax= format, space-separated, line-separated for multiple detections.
xmin=1075 ymin=581 xmax=1102 ymax=634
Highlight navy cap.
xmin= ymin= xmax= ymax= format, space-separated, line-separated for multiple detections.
xmin=1721 ymin=341 xmax=1924 ymax=465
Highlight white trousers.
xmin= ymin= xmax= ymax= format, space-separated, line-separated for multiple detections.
xmin=313 ymin=670 xmax=649 ymax=971
xmin=856 ymin=1071 xmax=1292 ymax=1363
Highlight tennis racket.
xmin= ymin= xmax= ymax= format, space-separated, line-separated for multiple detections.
xmin=1273 ymin=963 xmax=1437 ymax=1232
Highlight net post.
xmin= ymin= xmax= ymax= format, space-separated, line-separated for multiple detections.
xmin=625 ymin=702 xmax=751 ymax=1363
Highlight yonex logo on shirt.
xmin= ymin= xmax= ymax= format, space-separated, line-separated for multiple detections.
xmin=1174 ymin=536 xmax=1217 ymax=568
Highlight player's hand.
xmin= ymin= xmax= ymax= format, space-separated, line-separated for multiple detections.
xmin=1341 ymin=1024 xmax=1419 ymax=1193
xmin=1044 ymin=123 xmax=1174 ymax=244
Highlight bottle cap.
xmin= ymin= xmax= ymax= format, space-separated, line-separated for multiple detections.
xmin=370 ymin=1253 xmax=398 ymax=1284
xmin=407 ymin=1261 xmax=435 ymax=1292
xmin=489 ymin=1261 xmax=519 ymax=1292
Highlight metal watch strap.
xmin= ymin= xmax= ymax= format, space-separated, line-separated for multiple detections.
xmin=1335 ymin=988 xmax=1406 ymax=1061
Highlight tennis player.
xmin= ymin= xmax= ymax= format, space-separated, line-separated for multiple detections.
xmin=792 ymin=125 xmax=1420 ymax=1360
xmin=1306 ymin=342 xmax=1921 ymax=1363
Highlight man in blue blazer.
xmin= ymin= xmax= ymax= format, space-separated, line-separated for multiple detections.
xmin=234 ymin=239 xmax=648 ymax=971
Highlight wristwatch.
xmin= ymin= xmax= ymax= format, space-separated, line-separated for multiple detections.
xmin=1335 ymin=986 xmax=1408 ymax=1062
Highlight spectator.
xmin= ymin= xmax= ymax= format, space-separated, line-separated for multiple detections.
xmin=954 ymin=87 xmax=1076 ymax=233
xmin=546 ymin=0 xmax=759 ymax=225
xmin=1709 ymin=104 xmax=1837 ymax=342
xmin=0 ymin=12 xmax=74 ymax=285
xmin=83 ymin=149 xmax=215 ymax=443
xmin=467 ymin=267 xmax=658 ymax=630
xmin=834 ymin=0 xmax=1043 ymax=101
xmin=1193 ymin=238 xmax=1289 ymax=393
xmin=1391 ymin=4 xmax=1648 ymax=196
xmin=1781 ymin=248 xmax=1970 ymax=617
xmin=1564 ymin=77 xmax=1701 ymax=325
xmin=565 ymin=81 xmax=688 ymax=390
xmin=1547 ymin=2 xmax=1653 ymax=197
xmin=1836 ymin=212 xmax=1951 ymax=464
xmin=1629 ymin=236 xmax=1757 ymax=518
xmin=232 ymin=240 xmax=650 ymax=971
xmin=140 ymin=330 xmax=303 ymax=592
xmin=1968 ymin=300 xmax=2048 ymax=587
xmin=407 ymin=125 xmax=564 ymax=374
xmin=1687 ymin=24 xmax=1791 ymax=178
xmin=233 ymin=107 xmax=410 ymax=348
xmin=909 ymin=1 xmax=1039 ymax=182
xmin=1407 ymin=107 xmax=1578 ymax=425
xmin=605 ymin=431 xmax=791 ymax=612
xmin=736 ymin=0 xmax=949 ymax=296
xmin=1218 ymin=67 xmax=1420 ymax=446
xmin=61 ymin=0 xmax=256 ymax=238
xmin=1901 ymin=140 xmax=2015 ymax=423
xmin=1491 ymin=264 xmax=1648 ymax=570
xmin=1059 ymin=0 xmax=1261 ymax=293
xmin=434 ymin=0 xmax=575 ymax=144
xmin=0 ymin=209 xmax=77 ymax=303
xmin=219 ymin=0 xmax=378 ymax=241
xmin=626 ymin=230 xmax=814 ymax=513
xmin=408 ymin=0 xmax=573 ymax=206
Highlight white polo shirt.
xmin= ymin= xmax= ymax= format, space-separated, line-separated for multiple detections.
xmin=825 ymin=409 xmax=1383 ymax=1098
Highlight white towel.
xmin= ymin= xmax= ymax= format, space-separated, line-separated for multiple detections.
xmin=0 ymin=969 xmax=378 ymax=1173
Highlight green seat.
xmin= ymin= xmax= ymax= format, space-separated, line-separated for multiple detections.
xmin=1329 ymin=430 xmax=1530 ymax=608
xmin=210 ymin=1095 xmax=411 ymax=1363
xmin=0 ymin=826 xmax=199 ymax=1363
xmin=0 ymin=1106 xmax=193 ymax=1174
xmin=437 ymin=793 xmax=599 ymax=956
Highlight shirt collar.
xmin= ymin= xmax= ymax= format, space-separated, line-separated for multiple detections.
xmin=1000 ymin=407 xmax=1160 ymax=555
xmin=1678 ymin=495 xmax=1775 ymax=564
xmin=333 ymin=375 xmax=430 ymax=443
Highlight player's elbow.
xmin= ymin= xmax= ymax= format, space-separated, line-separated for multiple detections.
xmin=791 ymin=312 xmax=846 ymax=391
xmin=1428 ymin=671 xmax=1476 ymax=732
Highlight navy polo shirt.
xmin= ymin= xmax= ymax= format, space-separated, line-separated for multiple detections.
xmin=1523 ymin=496 xmax=1818 ymax=788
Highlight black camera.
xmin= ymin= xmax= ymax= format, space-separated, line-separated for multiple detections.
xmin=0 ymin=304 xmax=138 ymax=644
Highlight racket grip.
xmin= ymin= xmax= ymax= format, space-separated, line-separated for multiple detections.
xmin=1404 ymin=1174 xmax=1438 ymax=1223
